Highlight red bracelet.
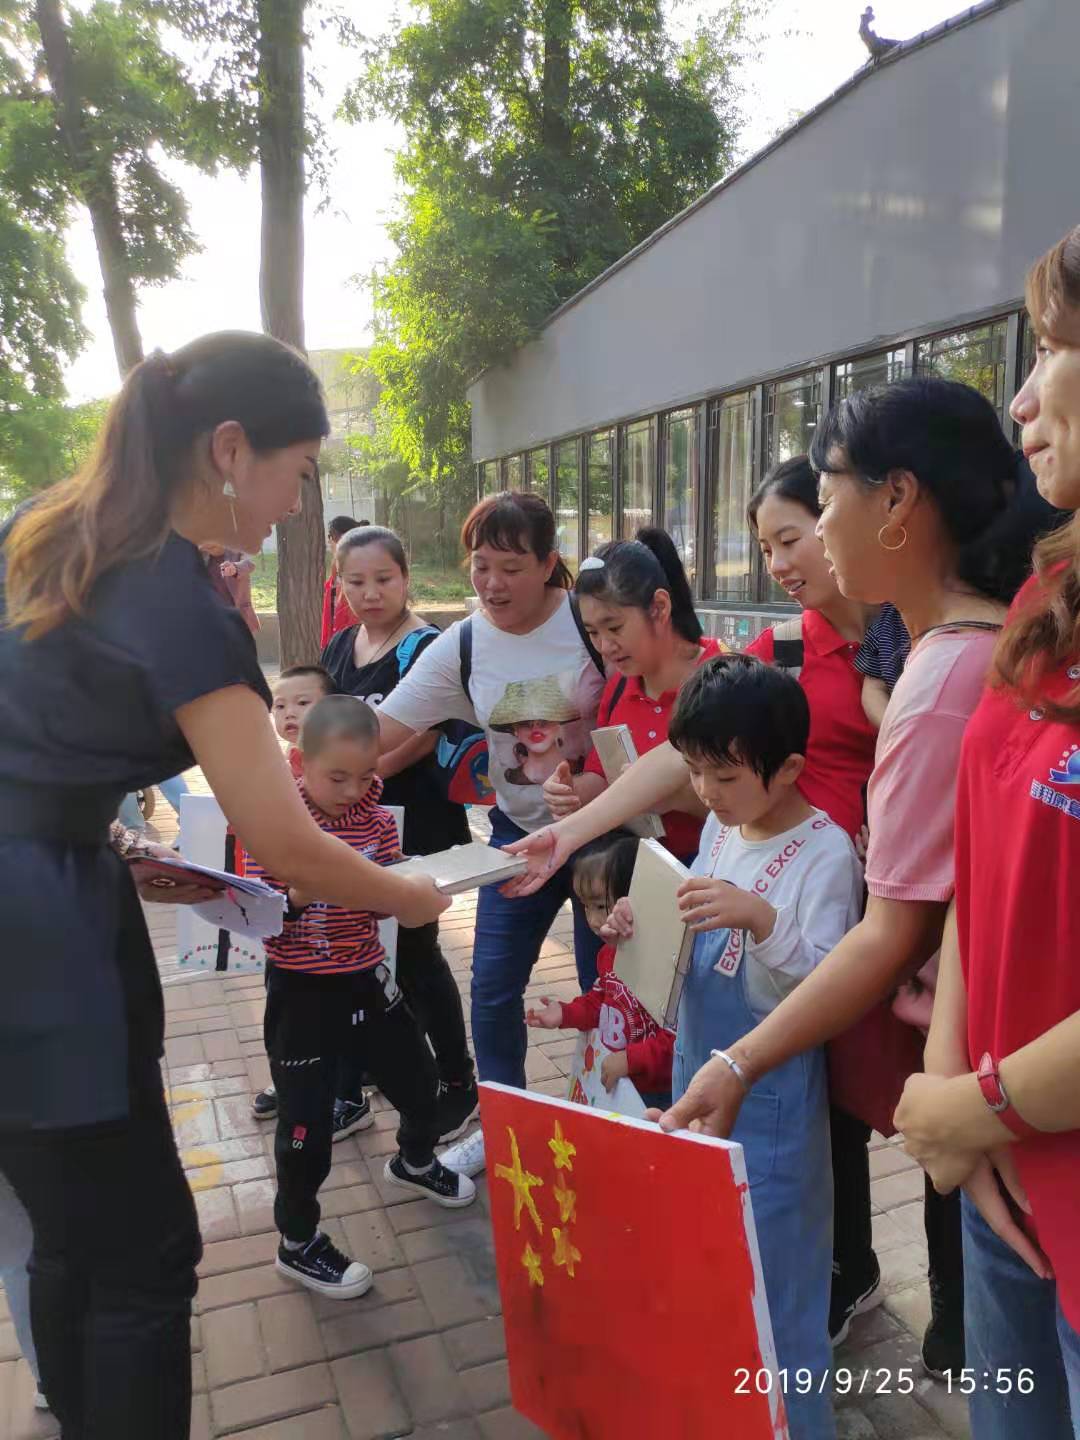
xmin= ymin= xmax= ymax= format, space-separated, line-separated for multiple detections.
xmin=976 ymin=1052 xmax=1040 ymax=1141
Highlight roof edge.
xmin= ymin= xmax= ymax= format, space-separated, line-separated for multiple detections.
xmin=468 ymin=0 xmax=1020 ymax=393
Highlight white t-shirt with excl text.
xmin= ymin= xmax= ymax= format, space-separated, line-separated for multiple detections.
xmin=376 ymin=594 xmax=606 ymax=833
xmin=692 ymin=808 xmax=864 ymax=1020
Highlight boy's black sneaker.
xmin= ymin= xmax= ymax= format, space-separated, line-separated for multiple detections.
xmin=829 ymin=1256 xmax=883 ymax=1347
xmin=275 ymin=1232 xmax=372 ymax=1300
xmin=384 ymin=1154 xmax=477 ymax=1208
xmin=251 ymin=1086 xmax=277 ymax=1121
xmin=332 ymin=1096 xmax=375 ymax=1142
xmin=436 ymin=1079 xmax=480 ymax=1144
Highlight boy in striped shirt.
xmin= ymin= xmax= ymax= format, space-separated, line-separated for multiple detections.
xmin=247 ymin=695 xmax=475 ymax=1299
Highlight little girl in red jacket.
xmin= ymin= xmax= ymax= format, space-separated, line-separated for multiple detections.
xmin=527 ymin=833 xmax=674 ymax=1106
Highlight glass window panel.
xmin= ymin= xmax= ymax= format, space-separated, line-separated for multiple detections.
xmin=506 ymin=455 xmax=523 ymax=490
xmin=916 ymin=321 xmax=1008 ymax=415
xmin=586 ymin=430 xmax=614 ymax=556
xmin=526 ymin=446 xmax=550 ymax=499
xmin=662 ymin=408 xmax=700 ymax=587
xmin=620 ymin=418 xmax=655 ymax=538
xmin=708 ymin=392 xmax=754 ymax=602
xmin=834 ymin=347 xmax=907 ymax=400
xmin=764 ymin=370 xmax=822 ymax=471
xmin=555 ymin=440 xmax=580 ymax=571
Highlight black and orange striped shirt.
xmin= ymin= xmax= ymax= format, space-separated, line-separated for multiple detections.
xmin=245 ymin=781 xmax=401 ymax=975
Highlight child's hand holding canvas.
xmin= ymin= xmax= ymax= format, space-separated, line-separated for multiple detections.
xmin=676 ymin=876 xmax=776 ymax=941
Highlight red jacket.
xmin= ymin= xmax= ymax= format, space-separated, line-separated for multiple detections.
xmin=320 ymin=573 xmax=354 ymax=649
xmin=560 ymin=944 xmax=674 ymax=1095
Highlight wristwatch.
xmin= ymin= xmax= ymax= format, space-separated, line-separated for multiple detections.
xmin=976 ymin=1052 xmax=1039 ymax=1140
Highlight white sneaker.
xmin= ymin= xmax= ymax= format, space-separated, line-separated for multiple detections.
xmin=33 ymin=1390 xmax=49 ymax=1410
xmin=439 ymin=1127 xmax=486 ymax=1177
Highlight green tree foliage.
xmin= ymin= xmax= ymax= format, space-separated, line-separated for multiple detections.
xmin=0 ymin=394 xmax=107 ymax=514
xmin=0 ymin=0 xmax=253 ymax=374
xmin=0 ymin=191 xmax=87 ymax=512
xmin=347 ymin=0 xmax=760 ymax=492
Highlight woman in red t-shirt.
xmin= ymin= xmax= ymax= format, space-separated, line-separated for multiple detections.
xmin=896 ymin=226 xmax=1080 ymax=1435
xmin=320 ymin=514 xmax=365 ymax=648
xmin=745 ymin=457 xmax=877 ymax=842
xmin=542 ymin=526 xmax=720 ymax=862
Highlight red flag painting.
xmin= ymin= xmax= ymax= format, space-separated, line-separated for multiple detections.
xmin=480 ymin=1082 xmax=787 ymax=1440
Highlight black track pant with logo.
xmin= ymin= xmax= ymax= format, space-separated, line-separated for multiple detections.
xmin=264 ymin=963 xmax=440 ymax=1243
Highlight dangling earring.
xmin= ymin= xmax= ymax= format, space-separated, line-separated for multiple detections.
xmin=222 ymin=480 xmax=238 ymax=536
xmin=877 ymin=523 xmax=908 ymax=552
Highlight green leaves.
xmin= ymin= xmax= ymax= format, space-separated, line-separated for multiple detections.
xmin=349 ymin=0 xmax=760 ymax=506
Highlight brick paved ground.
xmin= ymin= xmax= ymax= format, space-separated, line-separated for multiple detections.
xmin=0 ymin=779 xmax=973 ymax=1440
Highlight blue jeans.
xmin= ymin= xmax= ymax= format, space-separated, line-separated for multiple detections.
xmin=118 ymin=774 xmax=188 ymax=830
xmin=471 ymin=809 xmax=601 ymax=1088
xmin=962 ymin=1193 xmax=1080 ymax=1437
xmin=0 ymin=1170 xmax=38 ymax=1384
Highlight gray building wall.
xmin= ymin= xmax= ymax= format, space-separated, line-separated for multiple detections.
xmin=469 ymin=0 xmax=1080 ymax=460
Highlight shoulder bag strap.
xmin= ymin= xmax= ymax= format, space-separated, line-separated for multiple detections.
xmin=458 ymin=618 xmax=474 ymax=704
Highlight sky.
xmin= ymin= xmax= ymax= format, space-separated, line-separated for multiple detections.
xmin=63 ymin=0 xmax=962 ymax=402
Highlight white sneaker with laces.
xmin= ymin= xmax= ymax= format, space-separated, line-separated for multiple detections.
xmin=439 ymin=1127 xmax=486 ymax=1177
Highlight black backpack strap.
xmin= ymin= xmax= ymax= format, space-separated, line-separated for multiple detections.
xmin=600 ymin=674 xmax=628 ymax=726
xmin=771 ymin=616 xmax=804 ymax=679
xmin=568 ymin=592 xmax=605 ymax=677
xmin=459 ymin=617 xmax=474 ymax=704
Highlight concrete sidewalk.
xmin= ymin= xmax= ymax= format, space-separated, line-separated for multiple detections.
xmin=0 ymin=789 xmax=972 ymax=1440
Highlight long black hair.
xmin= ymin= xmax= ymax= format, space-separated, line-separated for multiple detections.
xmin=574 ymin=526 xmax=702 ymax=642
xmin=809 ymin=377 xmax=1038 ymax=603
xmin=6 ymin=331 xmax=329 ymax=638
xmin=746 ymin=456 xmax=819 ymax=531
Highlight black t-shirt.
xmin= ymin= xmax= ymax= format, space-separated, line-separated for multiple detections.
xmin=0 ymin=526 xmax=270 ymax=797
xmin=322 ymin=623 xmax=469 ymax=855
xmin=0 ymin=523 xmax=271 ymax=1130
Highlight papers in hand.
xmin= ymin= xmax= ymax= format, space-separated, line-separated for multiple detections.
xmin=590 ymin=725 xmax=665 ymax=840
xmin=392 ymin=841 xmax=527 ymax=895
xmin=567 ymin=1031 xmax=647 ymax=1119
xmin=613 ymin=840 xmax=693 ymax=1029
xmin=127 ymin=854 xmax=286 ymax=939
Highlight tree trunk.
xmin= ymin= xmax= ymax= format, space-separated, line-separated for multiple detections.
xmin=257 ymin=0 xmax=323 ymax=667
xmin=35 ymin=0 xmax=143 ymax=375
xmin=540 ymin=0 xmax=574 ymax=270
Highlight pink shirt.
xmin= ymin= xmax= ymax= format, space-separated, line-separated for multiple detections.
xmin=864 ymin=628 xmax=998 ymax=902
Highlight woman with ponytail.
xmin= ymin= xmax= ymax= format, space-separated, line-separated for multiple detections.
xmin=543 ymin=527 xmax=721 ymax=862
xmin=0 ymin=332 xmax=447 ymax=1438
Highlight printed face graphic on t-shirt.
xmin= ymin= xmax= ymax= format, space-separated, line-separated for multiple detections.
xmin=488 ymin=671 xmax=587 ymax=788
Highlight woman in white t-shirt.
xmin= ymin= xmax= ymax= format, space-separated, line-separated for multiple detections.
xmin=375 ymin=492 xmax=606 ymax=1175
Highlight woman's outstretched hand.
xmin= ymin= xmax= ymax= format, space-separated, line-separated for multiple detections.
xmin=502 ymin=822 xmax=581 ymax=896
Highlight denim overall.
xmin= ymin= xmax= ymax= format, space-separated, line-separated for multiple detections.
xmin=674 ymin=912 xmax=835 ymax=1437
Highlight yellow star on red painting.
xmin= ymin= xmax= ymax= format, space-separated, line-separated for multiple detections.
xmin=553 ymin=1171 xmax=577 ymax=1225
xmin=495 ymin=1126 xmax=544 ymax=1236
xmin=552 ymin=1226 xmax=582 ymax=1279
xmin=521 ymin=1241 xmax=544 ymax=1288
xmin=548 ymin=1118 xmax=576 ymax=1172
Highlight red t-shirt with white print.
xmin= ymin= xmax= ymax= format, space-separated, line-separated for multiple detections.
xmin=956 ymin=579 xmax=1080 ymax=1327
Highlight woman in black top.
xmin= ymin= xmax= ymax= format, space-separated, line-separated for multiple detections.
xmin=322 ymin=525 xmax=477 ymax=1137
xmin=0 ymin=332 xmax=447 ymax=1439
